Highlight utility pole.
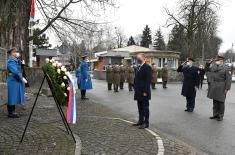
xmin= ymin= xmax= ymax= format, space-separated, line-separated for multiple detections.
xmin=28 ymin=22 xmax=34 ymax=67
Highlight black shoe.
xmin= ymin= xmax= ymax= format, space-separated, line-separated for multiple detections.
xmin=8 ymin=113 xmax=19 ymax=118
xmin=139 ymin=124 xmax=148 ymax=129
xmin=81 ymin=97 xmax=89 ymax=100
xmin=209 ymin=116 xmax=218 ymax=119
xmin=216 ymin=117 xmax=223 ymax=121
xmin=132 ymin=123 xmax=142 ymax=126
xmin=184 ymin=109 xmax=189 ymax=112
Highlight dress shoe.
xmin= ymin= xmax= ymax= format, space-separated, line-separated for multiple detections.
xmin=8 ymin=113 xmax=19 ymax=118
xmin=139 ymin=124 xmax=149 ymax=129
xmin=132 ymin=123 xmax=142 ymax=126
xmin=216 ymin=117 xmax=223 ymax=121
xmin=209 ymin=116 xmax=218 ymax=119
xmin=81 ymin=97 xmax=89 ymax=100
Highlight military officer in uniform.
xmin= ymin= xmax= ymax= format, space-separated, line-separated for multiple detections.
xmin=126 ymin=64 xmax=135 ymax=91
xmin=151 ymin=63 xmax=158 ymax=89
xmin=205 ymin=55 xmax=232 ymax=121
xmin=177 ymin=58 xmax=200 ymax=112
xmin=119 ymin=63 xmax=126 ymax=90
xmin=7 ymin=48 xmax=27 ymax=118
xmin=162 ymin=63 xmax=168 ymax=89
xmin=113 ymin=63 xmax=120 ymax=92
xmin=106 ymin=64 xmax=113 ymax=91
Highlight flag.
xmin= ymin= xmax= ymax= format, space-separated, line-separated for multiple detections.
xmin=30 ymin=0 xmax=35 ymax=22
xmin=66 ymin=75 xmax=77 ymax=124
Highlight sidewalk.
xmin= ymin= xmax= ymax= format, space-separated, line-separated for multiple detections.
xmin=0 ymin=94 xmax=204 ymax=155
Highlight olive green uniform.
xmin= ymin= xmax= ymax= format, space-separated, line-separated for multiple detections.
xmin=119 ymin=65 xmax=126 ymax=89
xmin=205 ymin=62 xmax=232 ymax=120
xmin=126 ymin=66 xmax=135 ymax=91
xmin=162 ymin=67 xmax=168 ymax=88
xmin=113 ymin=65 xmax=121 ymax=92
xmin=106 ymin=65 xmax=113 ymax=90
xmin=151 ymin=66 xmax=158 ymax=89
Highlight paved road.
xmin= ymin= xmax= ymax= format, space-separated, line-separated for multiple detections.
xmin=87 ymin=79 xmax=235 ymax=155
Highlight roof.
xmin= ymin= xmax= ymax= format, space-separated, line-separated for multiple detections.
xmin=36 ymin=49 xmax=58 ymax=57
xmin=100 ymin=51 xmax=129 ymax=58
xmin=111 ymin=45 xmax=155 ymax=53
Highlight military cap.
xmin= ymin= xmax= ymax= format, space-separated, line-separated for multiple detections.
xmin=187 ymin=57 xmax=195 ymax=62
xmin=7 ymin=47 xmax=17 ymax=53
xmin=215 ymin=55 xmax=225 ymax=60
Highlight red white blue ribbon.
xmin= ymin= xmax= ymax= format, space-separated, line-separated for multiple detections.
xmin=66 ymin=75 xmax=76 ymax=124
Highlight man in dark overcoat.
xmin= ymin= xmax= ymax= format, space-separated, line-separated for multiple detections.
xmin=133 ymin=53 xmax=152 ymax=129
xmin=177 ymin=58 xmax=200 ymax=112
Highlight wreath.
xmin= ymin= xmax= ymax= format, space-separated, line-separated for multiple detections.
xmin=42 ymin=58 xmax=71 ymax=106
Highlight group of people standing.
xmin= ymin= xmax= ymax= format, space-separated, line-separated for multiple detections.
xmin=177 ymin=56 xmax=232 ymax=121
xmin=105 ymin=62 xmax=169 ymax=92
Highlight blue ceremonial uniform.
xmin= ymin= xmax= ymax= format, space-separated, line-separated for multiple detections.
xmin=7 ymin=56 xmax=25 ymax=105
xmin=80 ymin=61 xmax=92 ymax=90
xmin=76 ymin=67 xmax=81 ymax=89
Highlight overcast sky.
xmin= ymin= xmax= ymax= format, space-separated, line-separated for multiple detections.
xmin=45 ymin=0 xmax=235 ymax=53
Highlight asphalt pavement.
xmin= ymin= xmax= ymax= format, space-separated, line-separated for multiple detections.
xmin=87 ymin=79 xmax=235 ymax=155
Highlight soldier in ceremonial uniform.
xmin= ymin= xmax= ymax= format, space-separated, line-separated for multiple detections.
xmin=177 ymin=58 xmax=200 ymax=112
xmin=205 ymin=55 xmax=232 ymax=121
xmin=113 ymin=63 xmax=120 ymax=92
xmin=7 ymin=48 xmax=27 ymax=118
xmin=106 ymin=64 xmax=113 ymax=91
xmin=126 ymin=64 xmax=135 ymax=91
xmin=119 ymin=63 xmax=126 ymax=89
xmin=162 ymin=63 xmax=168 ymax=89
xmin=151 ymin=63 xmax=158 ymax=89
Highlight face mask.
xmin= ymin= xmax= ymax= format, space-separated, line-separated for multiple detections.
xmin=215 ymin=61 xmax=221 ymax=65
xmin=16 ymin=53 xmax=20 ymax=58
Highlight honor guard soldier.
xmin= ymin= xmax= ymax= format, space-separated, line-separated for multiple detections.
xmin=162 ymin=63 xmax=169 ymax=89
xmin=113 ymin=63 xmax=121 ymax=92
xmin=127 ymin=64 xmax=135 ymax=91
xmin=177 ymin=58 xmax=200 ymax=112
xmin=151 ymin=63 xmax=158 ymax=89
xmin=119 ymin=63 xmax=126 ymax=89
xmin=205 ymin=55 xmax=232 ymax=121
xmin=106 ymin=64 xmax=113 ymax=91
xmin=7 ymin=48 xmax=27 ymax=118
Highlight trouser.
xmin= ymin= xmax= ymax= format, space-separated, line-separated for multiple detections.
xmin=107 ymin=83 xmax=112 ymax=90
xmin=213 ymin=100 xmax=225 ymax=118
xmin=200 ymin=79 xmax=203 ymax=89
xmin=7 ymin=105 xmax=15 ymax=115
xmin=114 ymin=84 xmax=119 ymax=92
xmin=162 ymin=81 xmax=167 ymax=88
xmin=120 ymin=82 xmax=124 ymax=89
xmin=128 ymin=83 xmax=133 ymax=91
xmin=151 ymin=83 xmax=156 ymax=89
xmin=137 ymin=99 xmax=149 ymax=125
xmin=186 ymin=96 xmax=195 ymax=111
xmin=81 ymin=90 xmax=86 ymax=98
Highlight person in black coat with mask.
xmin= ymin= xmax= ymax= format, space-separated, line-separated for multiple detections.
xmin=133 ymin=53 xmax=152 ymax=129
xmin=177 ymin=58 xmax=200 ymax=112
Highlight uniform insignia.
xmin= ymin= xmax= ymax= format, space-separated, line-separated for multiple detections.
xmin=229 ymin=71 xmax=232 ymax=75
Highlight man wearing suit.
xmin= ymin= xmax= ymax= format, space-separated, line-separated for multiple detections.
xmin=177 ymin=58 xmax=200 ymax=112
xmin=133 ymin=53 xmax=152 ymax=129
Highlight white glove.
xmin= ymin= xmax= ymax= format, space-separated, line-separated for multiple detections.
xmin=23 ymin=78 xmax=28 ymax=84
xmin=85 ymin=79 xmax=88 ymax=82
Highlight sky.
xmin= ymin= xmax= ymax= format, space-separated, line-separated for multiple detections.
xmin=43 ymin=0 xmax=235 ymax=53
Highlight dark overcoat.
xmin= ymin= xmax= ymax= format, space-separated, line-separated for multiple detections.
xmin=134 ymin=63 xmax=152 ymax=101
xmin=177 ymin=65 xmax=200 ymax=98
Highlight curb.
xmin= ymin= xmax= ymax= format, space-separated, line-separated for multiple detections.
xmin=74 ymin=134 xmax=82 ymax=155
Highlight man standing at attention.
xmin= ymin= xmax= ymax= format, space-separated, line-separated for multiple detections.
xmin=151 ymin=63 xmax=158 ymax=90
xmin=205 ymin=55 xmax=232 ymax=121
xmin=177 ymin=58 xmax=200 ymax=112
xmin=106 ymin=64 xmax=113 ymax=91
xmin=133 ymin=53 xmax=152 ymax=129
xmin=162 ymin=63 xmax=168 ymax=89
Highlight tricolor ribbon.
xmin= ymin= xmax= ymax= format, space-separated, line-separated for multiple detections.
xmin=66 ymin=75 xmax=76 ymax=124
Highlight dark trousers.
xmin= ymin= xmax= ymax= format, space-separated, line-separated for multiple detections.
xmin=114 ymin=84 xmax=119 ymax=92
xmin=7 ymin=105 xmax=15 ymax=115
xmin=213 ymin=100 xmax=225 ymax=118
xmin=162 ymin=81 xmax=167 ymax=88
xmin=120 ymin=82 xmax=124 ymax=89
xmin=186 ymin=96 xmax=195 ymax=111
xmin=151 ymin=83 xmax=156 ymax=89
xmin=137 ymin=100 xmax=149 ymax=125
xmin=81 ymin=90 xmax=86 ymax=98
xmin=128 ymin=83 xmax=133 ymax=91
xmin=108 ymin=83 xmax=112 ymax=90
xmin=200 ymin=79 xmax=203 ymax=89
